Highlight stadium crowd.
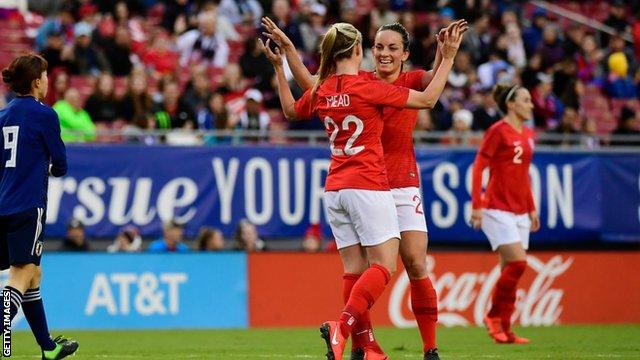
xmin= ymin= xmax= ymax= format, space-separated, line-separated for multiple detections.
xmin=1 ymin=0 xmax=640 ymax=146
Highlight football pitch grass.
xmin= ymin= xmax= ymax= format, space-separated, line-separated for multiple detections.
xmin=7 ymin=324 xmax=640 ymax=359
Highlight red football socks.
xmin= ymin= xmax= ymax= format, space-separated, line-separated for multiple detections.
xmin=487 ymin=260 xmax=527 ymax=332
xmin=410 ymin=277 xmax=438 ymax=352
xmin=339 ymin=264 xmax=391 ymax=338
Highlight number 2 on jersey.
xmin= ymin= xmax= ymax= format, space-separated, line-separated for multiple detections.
xmin=513 ymin=145 xmax=523 ymax=164
xmin=2 ymin=126 xmax=19 ymax=168
xmin=324 ymin=115 xmax=364 ymax=156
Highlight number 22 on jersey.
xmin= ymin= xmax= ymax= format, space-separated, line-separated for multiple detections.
xmin=324 ymin=115 xmax=364 ymax=156
xmin=2 ymin=126 xmax=19 ymax=168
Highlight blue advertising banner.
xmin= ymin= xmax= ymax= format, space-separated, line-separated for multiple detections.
xmin=43 ymin=145 xmax=640 ymax=244
xmin=3 ymin=253 xmax=247 ymax=329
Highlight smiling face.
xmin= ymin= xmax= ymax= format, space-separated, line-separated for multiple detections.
xmin=373 ymin=30 xmax=408 ymax=77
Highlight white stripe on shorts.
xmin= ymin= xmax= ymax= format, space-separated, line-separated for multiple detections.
xmin=30 ymin=207 xmax=43 ymax=256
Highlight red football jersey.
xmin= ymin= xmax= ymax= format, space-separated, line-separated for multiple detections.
xmin=363 ymin=70 xmax=426 ymax=188
xmin=471 ymin=119 xmax=536 ymax=214
xmin=294 ymin=74 xmax=410 ymax=191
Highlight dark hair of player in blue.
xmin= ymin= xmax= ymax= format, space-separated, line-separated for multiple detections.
xmin=1 ymin=53 xmax=48 ymax=95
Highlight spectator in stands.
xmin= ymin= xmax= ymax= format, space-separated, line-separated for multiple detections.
xmin=70 ymin=22 xmax=111 ymax=75
xmin=472 ymin=88 xmax=501 ymax=131
xmin=113 ymin=1 xmax=147 ymax=48
xmin=148 ymin=219 xmax=190 ymax=252
xmin=581 ymin=118 xmax=601 ymax=149
xmin=123 ymin=112 xmax=159 ymax=145
xmin=448 ymin=51 xmax=472 ymax=89
xmin=44 ymin=70 xmax=69 ymax=106
xmin=53 ymin=88 xmax=97 ymax=142
xmin=503 ymin=23 xmax=526 ymax=69
xmin=35 ymin=4 xmax=75 ymax=51
xmin=61 ymin=218 xmax=91 ymax=251
xmin=160 ymin=0 xmax=191 ymax=34
xmin=564 ymin=24 xmax=585 ymax=58
xmin=611 ymin=107 xmax=640 ymax=146
xmin=152 ymin=77 xmax=194 ymax=129
xmin=443 ymin=109 xmax=478 ymax=146
xmin=196 ymin=227 xmax=225 ymax=251
xmin=141 ymin=31 xmax=180 ymax=77
xmin=604 ymin=34 xmax=637 ymax=76
xmin=477 ymin=51 xmax=513 ymax=89
xmin=176 ymin=10 xmax=229 ymax=68
xmin=300 ymin=3 xmax=328 ymax=55
xmin=269 ymin=0 xmax=304 ymax=49
xmin=85 ymin=73 xmax=120 ymax=126
xmin=605 ymin=52 xmax=638 ymax=99
xmin=40 ymin=30 xmax=73 ymax=74
xmin=301 ymin=223 xmax=322 ymax=252
xmin=370 ymin=0 xmax=399 ymax=31
xmin=546 ymin=107 xmax=579 ymax=147
xmin=234 ymin=219 xmax=266 ymax=252
xmin=602 ymin=0 xmax=631 ymax=45
xmin=103 ymin=26 xmax=134 ymax=76
xmin=634 ymin=12 xmax=640 ymax=60
xmin=119 ymin=70 xmax=153 ymax=122
xmin=554 ymin=59 xmax=581 ymax=110
xmin=536 ymin=24 xmax=565 ymax=70
xmin=218 ymin=0 xmax=263 ymax=27
xmin=217 ymin=63 xmax=249 ymax=112
xmin=531 ymin=73 xmax=563 ymax=129
xmin=522 ymin=8 xmax=547 ymax=56
xmin=576 ymin=34 xmax=604 ymax=84
xmin=198 ymin=1 xmax=242 ymax=41
xmin=239 ymin=89 xmax=270 ymax=138
xmin=197 ymin=91 xmax=237 ymax=131
xmin=182 ymin=65 xmax=213 ymax=116
xmin=239 ymin=37 xmax=275 ymax=92
xmin=461 ymin=13 xmax=491 ymax=65
xmin=107 ymin=226 xmax=142 ymax=253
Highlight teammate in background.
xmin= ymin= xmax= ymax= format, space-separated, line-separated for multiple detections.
xmin=261 ymin=17 xmax=466 ymax=360
xmin=470 ymin=84 xmax=540 ymax=344
xmin=262 ymin=20 xmax=465 ymax=360
xmin=0 ymin=54 xmax=79 ymax=359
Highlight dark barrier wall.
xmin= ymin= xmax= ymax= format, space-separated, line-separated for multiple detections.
xmin=44 ymin=145 xmax=640 ymax=244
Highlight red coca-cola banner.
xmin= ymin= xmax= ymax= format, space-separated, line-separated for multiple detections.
xmin=248 ymin=251 xmax=640 ymax=327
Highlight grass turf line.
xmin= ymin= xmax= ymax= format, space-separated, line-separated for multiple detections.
xmin=7 ymin=324 xmax=640 ymax=359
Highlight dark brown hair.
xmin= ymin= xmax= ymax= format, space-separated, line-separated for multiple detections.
xmin=493 ymin=84 xmax=520 ymax=114
xmin=377 ymin=22 xmax=410 ymax=51
xmin=1 ymin=54 xmax=48 ymax=95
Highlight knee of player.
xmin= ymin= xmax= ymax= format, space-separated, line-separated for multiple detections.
xmin=404 ymin=257 xmax=428 ymax=279
xmin=29 ymin=266 xmax=42 ymax=287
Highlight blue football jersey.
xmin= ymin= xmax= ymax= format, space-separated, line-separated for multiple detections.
xmin=0 ymin=96 xmax=67 ymax=215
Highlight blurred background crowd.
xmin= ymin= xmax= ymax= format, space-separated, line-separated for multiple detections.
xmin=0 ymin=0 xmax=639 ymax=147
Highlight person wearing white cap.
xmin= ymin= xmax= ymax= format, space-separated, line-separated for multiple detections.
xmin=300 ymin=2 xmax=328 ymax=54
xmin=446 ymin=108 xmax=475 ymax=145
xmin=239 ymin=88 xmax=270 ymax=139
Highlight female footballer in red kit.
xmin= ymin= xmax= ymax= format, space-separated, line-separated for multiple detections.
xmin=471 ymin=84 xmax=541 ymax=344
xmin=261 ymin=16 xmax=466 ymax=360
xmin=262 ymin=19 xmax=466 ymax=360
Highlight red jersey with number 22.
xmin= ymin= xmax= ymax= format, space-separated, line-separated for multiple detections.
xmin=362 ymin=70 xmax=426 ymax=188
xmin=294 ymin=74 xmax=410 ymax=191
xmin=472 ymin=119 xmax=536 ymax=214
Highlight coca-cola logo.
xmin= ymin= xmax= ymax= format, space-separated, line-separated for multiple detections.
xmin=389 ymin=255 xmax=573 ymax=327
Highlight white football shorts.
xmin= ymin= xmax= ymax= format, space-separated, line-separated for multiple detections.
xmin=324 ymin=189 xmax=401 ymax=250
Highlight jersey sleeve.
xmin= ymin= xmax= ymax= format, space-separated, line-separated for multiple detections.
xmin=361 ymin=80 xmax=410 ymax=108
xmin=39 ymin=109 xmax=68 ymax=177
xmin=408 ymin=70 xmax=428 ymax=90
xmin=471 ymin=126 xmax=501 ymax=209
xmin=293 ymin=89 xmax=313 ymax=119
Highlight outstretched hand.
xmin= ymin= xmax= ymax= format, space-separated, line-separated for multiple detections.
xmin=441 ymin=19 xmax=469 ymax=59
xmin=258 ymin=38 xmax=283 ymax=67
xmin=261 ymin=17 xmax=294 ymax=52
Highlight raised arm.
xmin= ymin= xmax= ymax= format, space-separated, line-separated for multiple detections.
xmin=421 ymin=22 xmax=458 ymax=89
xmin=262 ymin=17 xmax=316 ymax=90
xmin=259 ymin=39 xmax=297 ymax=119
xmin=406 ymin=20 xmax=468 ymax=109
